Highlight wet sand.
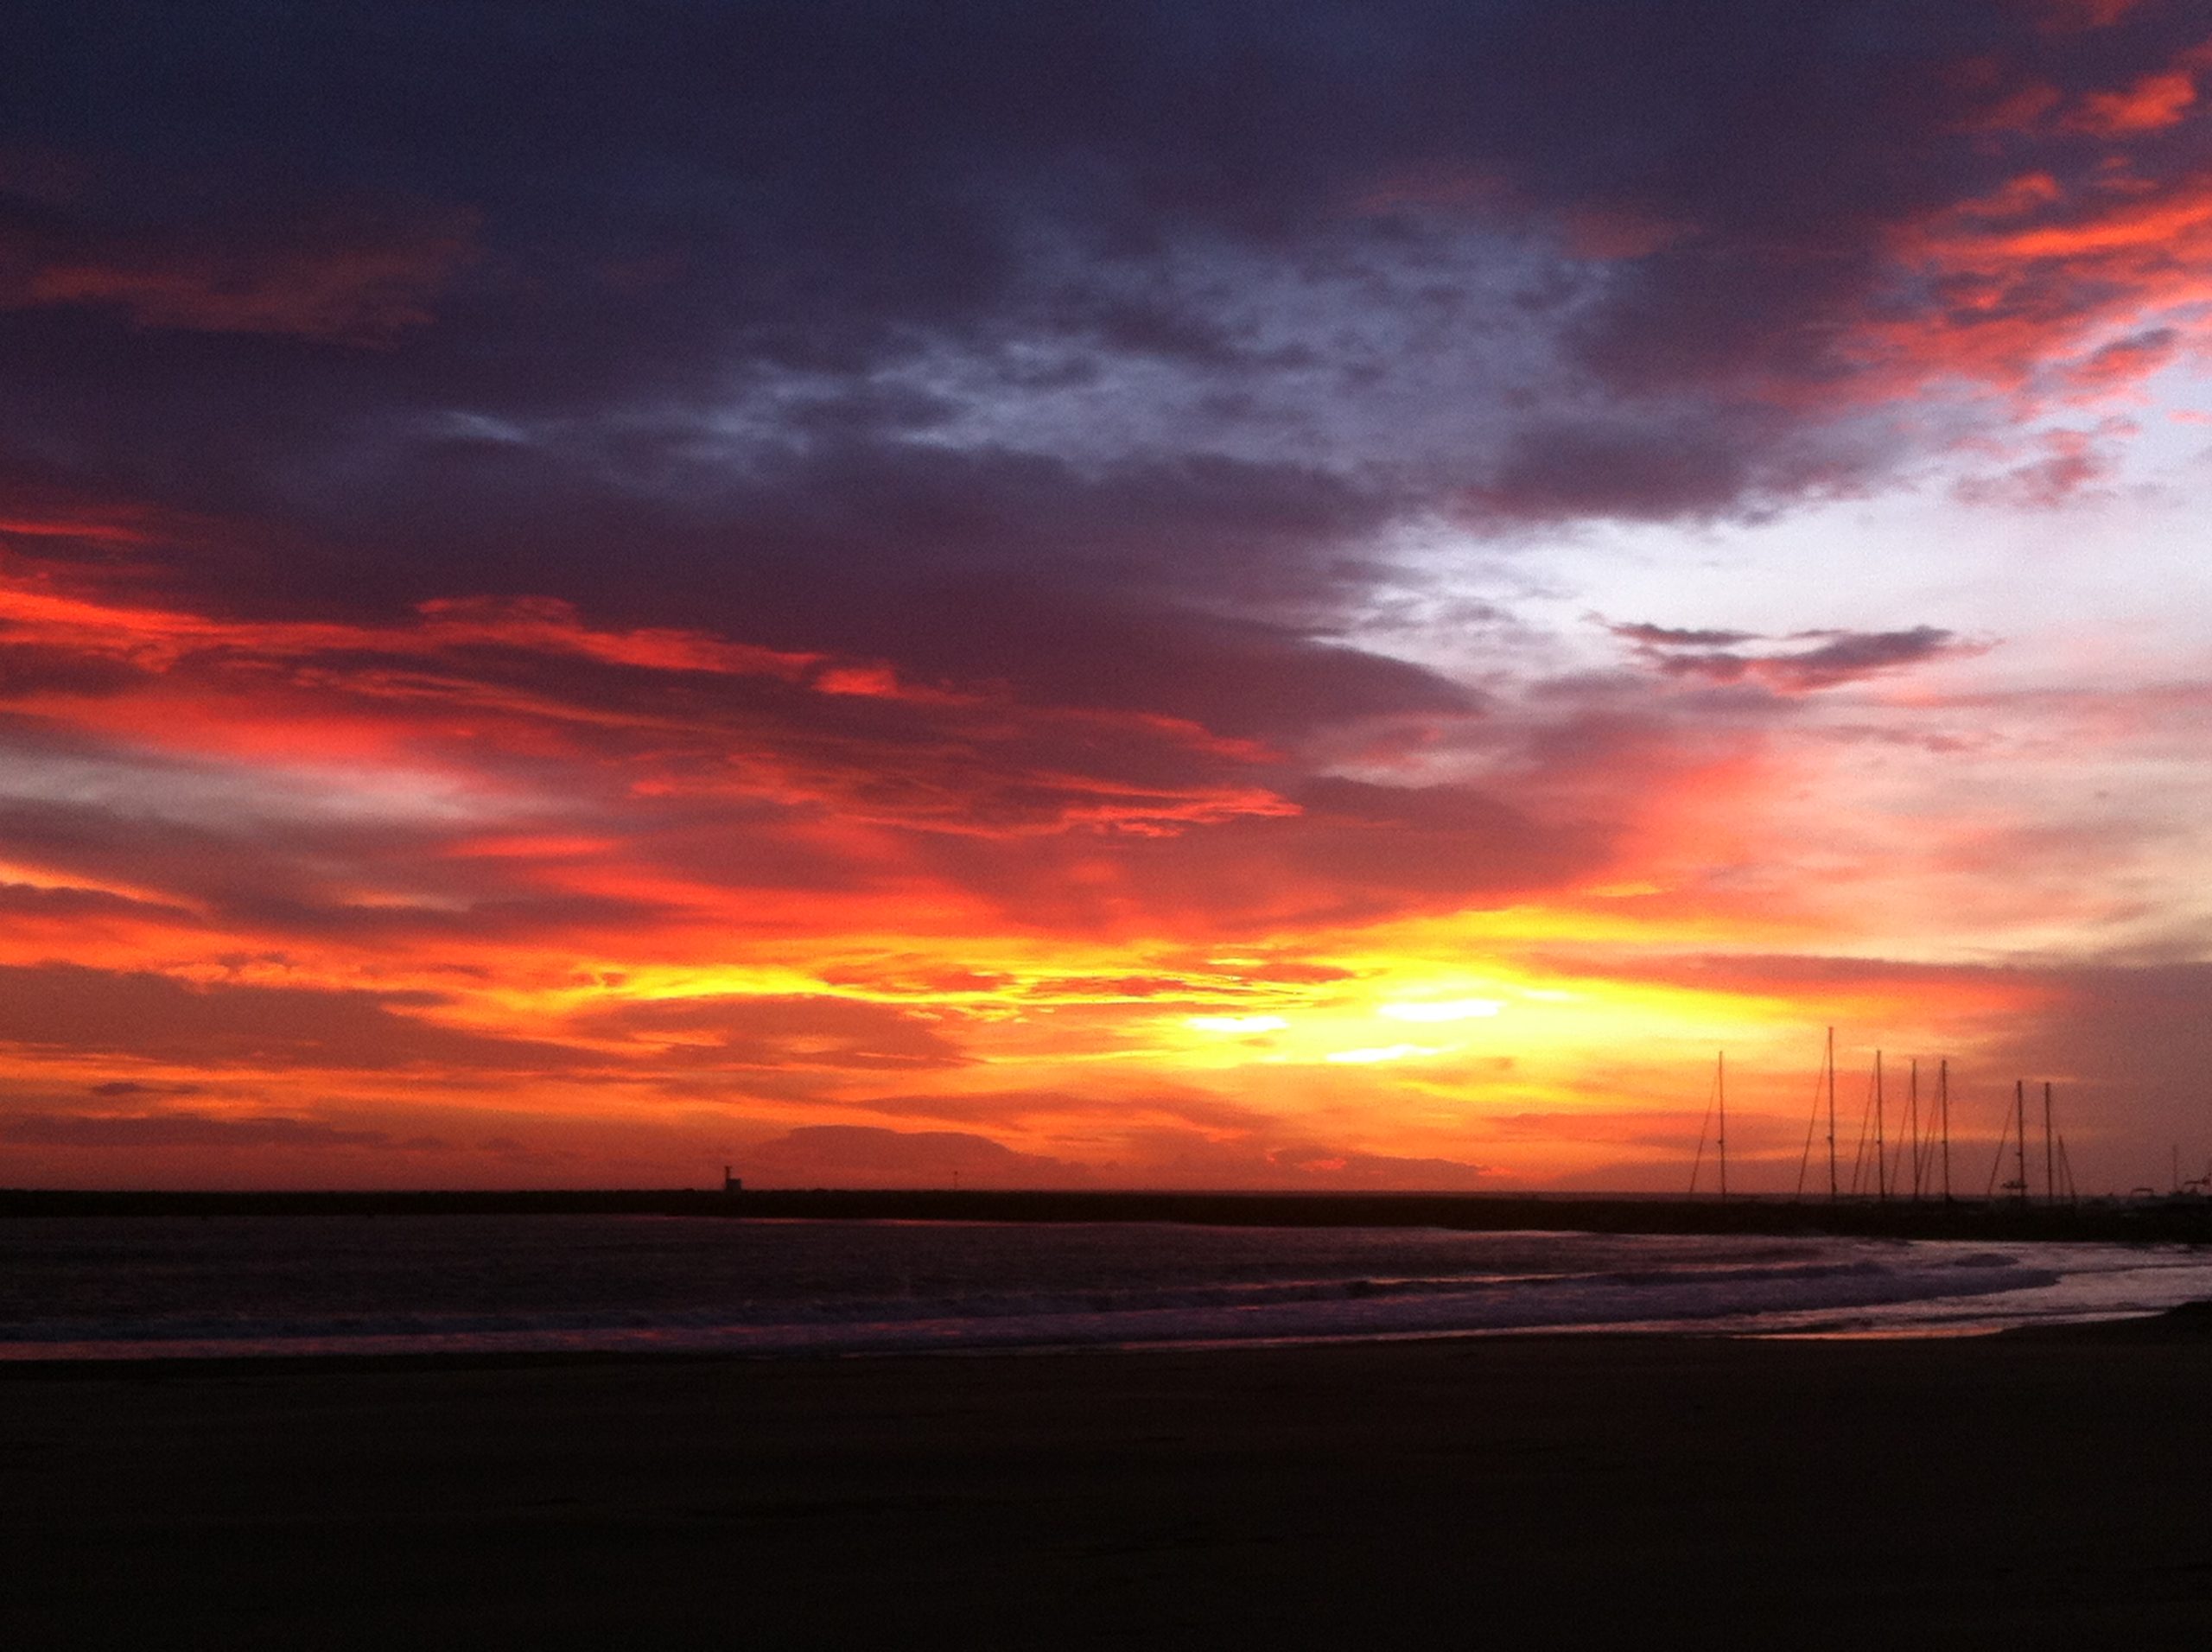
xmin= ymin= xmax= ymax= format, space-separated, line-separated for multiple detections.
xmin=5 ymin=1318 xmax=2210 ymax=1648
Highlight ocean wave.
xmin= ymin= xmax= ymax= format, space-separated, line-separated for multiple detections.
xmin=0 ymin=1256 xmax=2056 ymax=1357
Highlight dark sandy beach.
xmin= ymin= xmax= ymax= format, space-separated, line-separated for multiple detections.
xmin=6 ymin=1318 xmax=2210 ymax=1649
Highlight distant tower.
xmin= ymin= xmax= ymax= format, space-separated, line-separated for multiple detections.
xmin=723 ymin=1165 xmax=743 ymax=1192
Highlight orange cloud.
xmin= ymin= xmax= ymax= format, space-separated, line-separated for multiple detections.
xmin=0 ymin=492 xmax=2200 ymax=1191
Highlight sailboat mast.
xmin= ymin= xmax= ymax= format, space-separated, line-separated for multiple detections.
xmin=2043 ymin=1081 xmax=2055 ymax=1205
xmin=1939 ymin=1058 xmax=1952 ymax=1202
xmin=2013 ymin=1080 xmax=2029 ymax=1205
xmin=1717 ymin=1052 xmax=1727 ymax=1201
xmin=1826 ymin=1026 xmax=1839 ymax=1202
xmin=1908 ymin=1058 xmax=1921 ymax=1200
xmin=1873 ymin=1050 xmax=1887 ymax=1202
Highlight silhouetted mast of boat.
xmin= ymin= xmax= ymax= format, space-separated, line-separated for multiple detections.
xmin=1847 ymin=1052 xmax=1879 ymax=1198
xmin=1873 ymin=1050 xmax=1888 ymax=1202
xmin=1988 ymin=1077 xmax=2033 ymax=1204
xmin=1717 ymin=1051 xmax=1727 ymax=1201
xmin=1911 ymin=1061 xmax=1942 ymax=1198
xmin=1688 ymin=1050 xmax=1728 ymax=1199
xmin=1796 ymin=1027 xmax=1843 ymax=1203
xmin=2043 ymin=1081 xmax=2056 ymax=1205
xmin=1905 ymin=1058 xmax=1922 ymax=1201
xmin=1826 ymin=1027 xmax=1839 ymax=1202
xmin=1939 ymin=1058 xmax=1952 ymax=1203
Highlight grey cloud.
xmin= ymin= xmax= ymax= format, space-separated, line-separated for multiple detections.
xmin=1606 ymin=622 xmax=1764 ymax=649
xmin=1622 ymin=625 xmax=1983 ymax=692
xmin=7 ymin=0 xmax=2196 ymax=651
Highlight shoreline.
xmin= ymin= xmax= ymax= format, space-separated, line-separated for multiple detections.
xmin=4 ymin=1295 xmax=2209 ymax=1382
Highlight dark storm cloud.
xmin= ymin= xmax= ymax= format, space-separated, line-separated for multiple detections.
xmin=8 ymin=0 xmax=2204 ymax=666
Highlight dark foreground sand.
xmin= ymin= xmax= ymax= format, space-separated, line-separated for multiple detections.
xmin=5 ymin=1318 xmax=2210 ymax=1649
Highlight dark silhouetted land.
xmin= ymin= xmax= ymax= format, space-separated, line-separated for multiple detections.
xmin=5 ymin=1311 xmax=2212 ymax=1646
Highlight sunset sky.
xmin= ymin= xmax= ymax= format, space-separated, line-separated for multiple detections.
xmin=5 ymin=0 xmax=2212 ymax=1192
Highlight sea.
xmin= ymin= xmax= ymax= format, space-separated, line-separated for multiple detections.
xmin=3 ymin=1217 xmax=2209 ymax=1361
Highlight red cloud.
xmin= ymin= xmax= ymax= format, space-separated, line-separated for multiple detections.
xmin=2037 ymin=0 xmax=2149 ymax=33
xmin=2 ymin=197 xmax=478 ymax=344
xmin=2056 ymin=327 xmax=2182 ymax=399
xmin=1863 ymin=33 xmax=2212 ymax=414
xmin=2068 ymin=67 xmax=2200 ymax=133
xmin=1953 ymin=424 xmax=2120 ymax=505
